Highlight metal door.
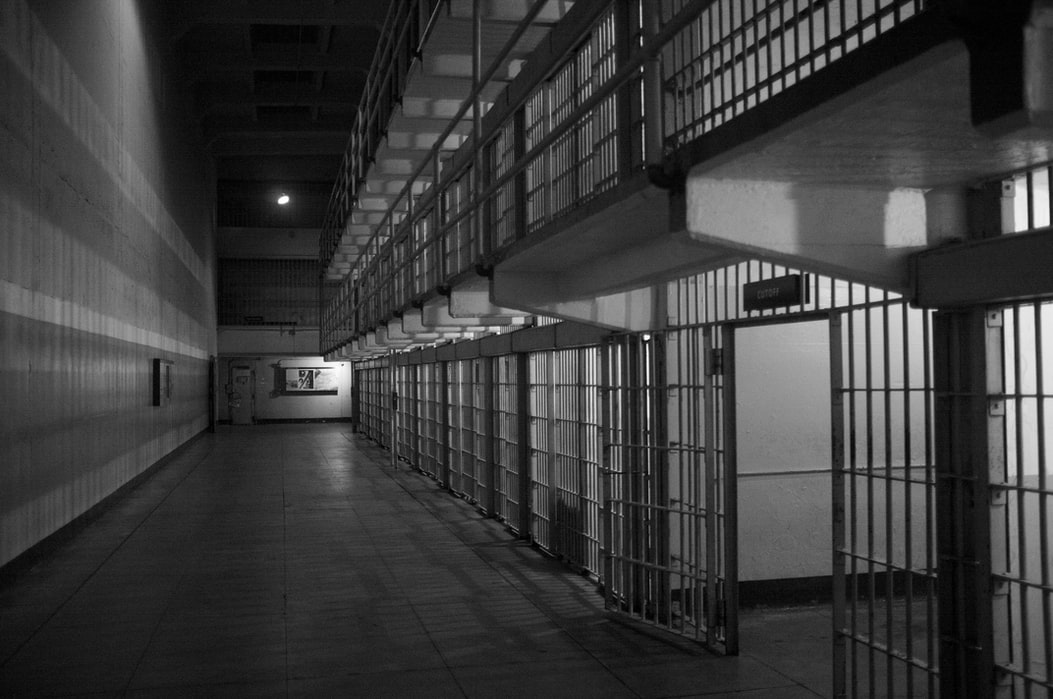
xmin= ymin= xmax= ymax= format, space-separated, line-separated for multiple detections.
xmin=229 ymin=364 xmax=255 ymax=425
xmin=830 ymin=302 xmax=939 ymax=698
xmin=602 ymin=329 xmax=735 ymax=654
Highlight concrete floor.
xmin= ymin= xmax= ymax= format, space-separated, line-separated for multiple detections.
xmin=1 ymin=424 xmax=832 ymax=698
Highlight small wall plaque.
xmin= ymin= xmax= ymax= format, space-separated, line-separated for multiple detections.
xmin=152 ymin=358 xmax=173 ymax=406
xmin=743 ymin=274 xmax=809 ymax=311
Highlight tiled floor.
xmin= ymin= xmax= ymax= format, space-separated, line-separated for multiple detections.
xmin=1 ymin=424 xmax=831 ymax=698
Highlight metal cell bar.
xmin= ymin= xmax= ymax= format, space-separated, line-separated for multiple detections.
xmin=832 ymin=312 xmax=848 ymax=697
xmin=994 ymin=299 xmax=1053 ymax=696
xmin=704 ymin=328 xmax=720 ymax=642
xmin=721 ymin=322 xmax=739 ymax=655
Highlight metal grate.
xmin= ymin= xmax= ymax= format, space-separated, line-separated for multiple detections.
xmin=494 ymin=353 xmax=524 ymax=533
xmin=529 ymin=351 xmax=553 ymax=550
xmin=396 ymin=363 xmax=419 ymax=465
xmin=604 ymin=333 xmax=688 ymax=638
xmin=355 ymin=358 xmax=391 ymax=447
xmin=994 ymin=300 xmax=1053 ymax=696
xmin=218 ymin=258 xmax=325 ymax=327
xmin=528 ymin=7 xmax=622 ymax=232
xmin=552 ymin=348 xmax=603 ymax=574
xmin=662 ymin=321 xmax=730 ymax=647
xmin=832 ymin=293 xmax=938 ymax=698
xmin=420 ymin=362 xmax=444 ymax=479
xmin=662 ymin=0 xmax=926 ymax=146
xmin=488 ymin=120 xmax=518 ymax=249
xmin=442 ymin=173 xmax=474 ymax=278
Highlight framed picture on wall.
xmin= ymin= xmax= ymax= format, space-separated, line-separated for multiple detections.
xmin=283 ymin=367 xmax=338 ymax=394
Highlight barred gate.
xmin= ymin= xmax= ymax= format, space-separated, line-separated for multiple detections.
xmin=830 ymin=296 xmax=939 ymax=698
xmin=552 ymin=348 xmax=603 ymax=574
xmin=992 ymin=299 xmax=1053 ymax=697
xmin=493 ymin=354 xmax=525 ymax=531
xmin=602 ymin=330 xmax=734 ymax=652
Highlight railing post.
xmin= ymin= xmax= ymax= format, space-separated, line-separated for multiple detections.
xmin=472 ymin=0 xmax=488 ymax=261
xmin=390 ymin=349 xmax=399 ymax=470
xmin=614 ymin=0 xmax=638 ymax=177
xmin=641 ymin=0 xmax=665 ymax=177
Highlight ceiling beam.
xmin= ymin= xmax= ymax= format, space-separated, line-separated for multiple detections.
xmin=196 ymin=83 xmax=362 ymax=113
xmin=214 ymin=154 xmax=342 ymax=182
xmin=208 ymin=134 xmax=350 ymax=156
xmin=202 ymin=116 xmax=352 ymax=147
xmin=181 ymin=48 xmax=375 ymax=74
xmin=168 ymin=0 xmax=390 ymax=40
xmin=203 ymin=114 xmax=351 ymax=136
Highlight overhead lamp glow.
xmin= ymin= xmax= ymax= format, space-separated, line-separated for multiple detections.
xmin=276 ymin=193 xmax=290 ymax=206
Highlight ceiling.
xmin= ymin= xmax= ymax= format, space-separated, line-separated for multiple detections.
xmin=166 ymin=0 xmax=392 ymax=257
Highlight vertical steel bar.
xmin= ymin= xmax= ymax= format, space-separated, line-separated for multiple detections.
xmin=1013 ymin=303 xmax=1031 ymax=691
xmin=641 ymin=0 xmax=665 ymax=174
xmin=518 ymin=352 xmax=532 ymax=539
xmin=704 ymin=329 xmax=719 ymax=644
xmin=901 ymin=299 xmax=916 ymax=699
xmin=882 ymin=300 xmax=895 ymax=695
xmin=831 ymin=312 xmax=848 ymax=699
xmin=864 ymin=295 xmax=877 ymax=697
xmin=923 ymin=308 xmax=937 ymax=699
xmin=391 ymin=350 xmax=399 ymax=470
xmin=721 ymin=323 xmax=739 ymax=655
xmin=1038 ymin=302 xmax=1053 ymax=691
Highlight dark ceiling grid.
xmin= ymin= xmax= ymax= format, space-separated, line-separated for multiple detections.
xmin=170 ymin=0 xmax=391 ymax=243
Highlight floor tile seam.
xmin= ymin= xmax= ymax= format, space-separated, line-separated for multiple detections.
xmin=329 ymin=437 xmax=472 ymax=696
xmin=341 ymin=436 xmax=724 ymax=691
xmin=0 ymin=445 xmax=216 ymax=670
xmin=353 ymin=439 xmax=645 ymax=699
xmin=337 ymin=491 xmax=471 ymax=699
xmin=280 ymin=435 xmax=291 ymax=697
xmin=119 ymin=443 xmax=249 ymax=693
xmin=734 ymin=649 xmax=831 ymax=698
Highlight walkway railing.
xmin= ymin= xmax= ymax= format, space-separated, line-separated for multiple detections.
xmin=318 ymin=0 xmax=445 ymax=271
xmin=320 ymin=0 xmax=930 ymax=356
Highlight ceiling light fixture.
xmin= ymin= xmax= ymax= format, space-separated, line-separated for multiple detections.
xmin=277 ymin=193 xmax=290 ymax=205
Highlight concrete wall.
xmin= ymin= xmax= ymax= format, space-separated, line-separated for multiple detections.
xmin=736 ymin=321 xmax=833 ymax=581
xmin=735 ymin=316 xmax=931 ymax=582
xmin=218 ymin=357 xmax=352 ymax=422
xmin=0 ymin=1 xmax=216 ymax=566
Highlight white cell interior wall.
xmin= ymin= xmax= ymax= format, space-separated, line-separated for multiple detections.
xmin=735 ymin=318 xmax=930 ymax=580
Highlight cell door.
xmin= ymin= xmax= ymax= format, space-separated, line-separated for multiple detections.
xmin=830 ymin=302 xmax=938 ymax=699
xmin=602 ymin=329 xmax=735 ymax=654
xmin=229 ymin=364 xmax=255 ymax=425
